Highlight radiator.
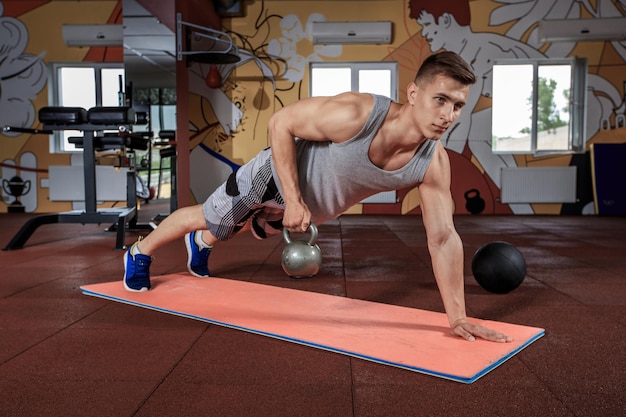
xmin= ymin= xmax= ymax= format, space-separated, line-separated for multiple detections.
xmin=49 ymin=166 xmax=129 ymax=201
xmin=500 ymin=166 xmax=577 ymax=203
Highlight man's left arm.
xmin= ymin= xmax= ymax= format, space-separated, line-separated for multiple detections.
xmin=418 ymin=143 xmax=512 ymax=343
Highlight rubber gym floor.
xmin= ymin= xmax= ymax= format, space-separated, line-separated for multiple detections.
xmin=0 ymin=200 xmax=624 ymax=417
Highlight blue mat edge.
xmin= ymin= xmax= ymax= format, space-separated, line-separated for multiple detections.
xmin=81 ymin=287 xmax=545 ymax=384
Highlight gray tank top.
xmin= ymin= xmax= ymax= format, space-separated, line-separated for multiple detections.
xmin=272 ymin=94 xmax=438 ymax=225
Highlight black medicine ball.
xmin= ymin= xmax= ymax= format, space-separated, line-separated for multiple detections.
xmin=471 ymin=241 xmax=526 ymax=294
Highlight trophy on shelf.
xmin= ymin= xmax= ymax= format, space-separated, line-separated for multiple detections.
xmin=2 ymin=176 xmax=31 ymax=213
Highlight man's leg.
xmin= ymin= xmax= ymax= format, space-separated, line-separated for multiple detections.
xmin=137 ymin=204 xmax=210 ymax=255
xmin=124 ymin=147 xmax=284 ymax=290
xmin=124 ymin=204 xmax=209 ymax=291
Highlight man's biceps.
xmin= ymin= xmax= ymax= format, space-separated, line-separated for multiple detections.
xmin=419 ymin=182 xmax=446 ymax=204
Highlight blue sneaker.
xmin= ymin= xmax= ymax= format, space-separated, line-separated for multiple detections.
xmin=185 ymin=231 xmax=211 ymax=277
xmin=123 ymin=242 xmax=152 ymax=292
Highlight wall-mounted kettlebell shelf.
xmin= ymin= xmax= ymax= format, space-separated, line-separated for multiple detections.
xmin=176 ymin=13 xmax=240 ymax=65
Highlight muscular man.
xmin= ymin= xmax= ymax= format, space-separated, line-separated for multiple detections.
xmin=123 ymin=51 xmax=512 ymax=343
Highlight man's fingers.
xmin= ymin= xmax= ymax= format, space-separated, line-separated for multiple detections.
xmin=491 ymin=332 xmax=513 ymax=343
xmin=286 ymin=221 xmax=309 ymax=233
xmin=452 ymin=325 xmax=475 ymax=342
xmin=475 ymin=325 xmax=513 ymax=343
xmin=453 ymin=323 xmax=513 ymax=343
xmin=282 ymin=206 xmax=311 ymax=233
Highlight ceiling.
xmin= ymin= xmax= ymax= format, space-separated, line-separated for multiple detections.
xmin=122 ymin=0 xmax=176 ymax=88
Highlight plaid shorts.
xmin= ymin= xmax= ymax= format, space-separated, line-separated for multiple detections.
xmin=202 ymin=148 xmax=285 ymax=241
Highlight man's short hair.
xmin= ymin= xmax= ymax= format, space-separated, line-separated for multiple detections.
xmin=414 ymin=51 xmax=476 ymax=87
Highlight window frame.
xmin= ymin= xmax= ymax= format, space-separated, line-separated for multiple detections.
xmin=491 ymin=57 xmax=587 ymax=155
xmin=48 ymin=62 xmax=125 ymax=153
xmin=309 ymin=61 xmax=398 ymax=101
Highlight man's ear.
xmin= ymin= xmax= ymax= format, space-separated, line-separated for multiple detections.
xmin=407 ymin=82 xmax=418 ymax=105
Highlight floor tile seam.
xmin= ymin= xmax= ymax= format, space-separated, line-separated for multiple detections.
xmin=0 ymin=259 xmax=122 ymax=300
xmin=348 ymin=357 xmax=356 ymax=416
xmin=3 ymin=253 xmax=117 ymax=275
xmin=0 ymin=375 xmax=175 ymax=384
xmin=0 ymin=242 xmax=118 ymax=261
xmin=130 ymin=326 xmax=211 ymax=416
xmin=379 ymin=220 xmax=432 ymax=267
xmin=523 ymin=248 xmax=603 ymax=269
xmin=249 ymin=237 xmax=285 ymax=282
xmin=573 ymin=240 xmax=626 ymax=250
xmin=0 ymin=275 xmax=85 ymax=300
xmin=524 ymin=278 xmax=591 ymax=306
xmin=0 ymin=303 xmax=109 ymax=367
xmin=566 ymin=258 xmax=626 ymax=276
xmin=505 ymin=220 xmax=591 ymax=245
xmin=515 ymin=354 xmax=577 ymax=415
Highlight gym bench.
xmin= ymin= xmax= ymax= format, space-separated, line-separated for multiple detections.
xmin=3 ymin=106 xmax=154 ymax=251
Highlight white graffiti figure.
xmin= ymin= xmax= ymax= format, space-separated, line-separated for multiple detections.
xmin=188 ymin=49 xmax=276 ymax=136
xmin=491 ymin=0 xmax=626 ymax=138
xmin=185 ymin=13 xmax=344 ymax=201
xmin=188 ymin=13 xmax=342 ymax=139
xmin=493 ymin=0 xmax=626 ymax=62
xmin=417 ymin=10 xmax=543 ymax=216
xmin=416 ymin=3 xmax=626 ymax=214
xmin=268 ymin=13 xmax=341 ymax=82
xmin=0 ymin=3 xmax=47 ymax=137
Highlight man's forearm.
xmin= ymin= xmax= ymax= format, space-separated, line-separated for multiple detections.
xmin=268 ymin=122 xmax=302 ymax=205
xmin=429 ymin=233 xmax=467 ymax=327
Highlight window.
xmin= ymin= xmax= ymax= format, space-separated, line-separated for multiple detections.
xmin=131 ymin=87 xmax=177 ymax=134
xmin=310 ymin=61 xmax=398 ymax=203
xmin=49 ymin=63 xmax=125 ymax=152
xmin=491 ymin=58 xmax=586 ymax=154
xmin=309 ymin=61 xmax=397 ymax=100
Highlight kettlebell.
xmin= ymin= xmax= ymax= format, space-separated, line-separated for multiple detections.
xmin=281 ymin=223 xmax=322 ymax=279
xmin=464 ymin=188 xmax=485 ymax=214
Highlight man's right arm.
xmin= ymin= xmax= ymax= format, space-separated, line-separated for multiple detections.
xmin=267 ymin=93 xmax=371 ymax=232
xmin=268 ymin=109 xmax=309 ymax=232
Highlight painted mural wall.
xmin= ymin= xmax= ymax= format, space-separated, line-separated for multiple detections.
xmin=0 ymin=0 xmax=122 ymax=214
xmin=1 ymin=0 xmax=624 ymax=217
xmin=186 ymin=0 xmax=625 ymax=216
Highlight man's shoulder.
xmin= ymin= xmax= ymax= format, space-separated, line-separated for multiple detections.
xmin=420 ymin=142 xmax=449 ymax=185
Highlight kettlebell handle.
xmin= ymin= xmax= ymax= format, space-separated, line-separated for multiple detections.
xmin=283 ymin=222 xmax=318 ymax=246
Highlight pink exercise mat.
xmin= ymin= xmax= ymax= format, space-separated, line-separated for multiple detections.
xmin=81 ymin=274 xmax=544 ymax=383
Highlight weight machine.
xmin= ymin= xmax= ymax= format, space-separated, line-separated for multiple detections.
xmin=3 ymin=106 xmax=155 ymax=250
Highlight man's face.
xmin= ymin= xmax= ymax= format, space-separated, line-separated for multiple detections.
xmin=410 ymin=74 xmax=470 ymax=140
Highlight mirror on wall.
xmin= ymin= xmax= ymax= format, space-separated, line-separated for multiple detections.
xmin=122 ymin=0 xmax=176 ymax=132
xmin=122 ymin=0 xmax=177 ymax=200
xmin=123 ymin=0 xmax=175 ymax=89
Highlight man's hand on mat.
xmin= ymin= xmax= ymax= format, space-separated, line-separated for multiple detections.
xmin=451 ymin=321 xmax=513 ymax=343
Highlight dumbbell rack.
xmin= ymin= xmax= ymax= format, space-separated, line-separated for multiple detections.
xmin=3 ymin=107 xmax=151 ymax=251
